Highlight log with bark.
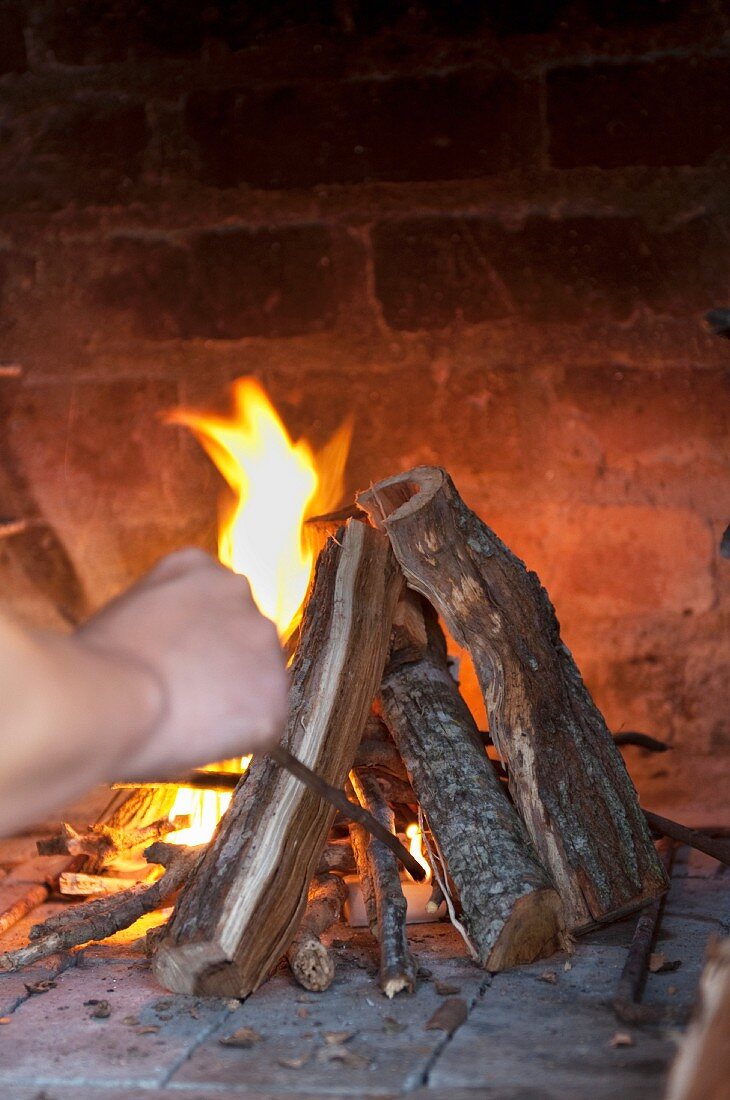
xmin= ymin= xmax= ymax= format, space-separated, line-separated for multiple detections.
xmin=359 ymin=466 xmax=668 ymax=931
xmin=286 ymin=873 xmax=348 ymax=992
xmin=349 ymin=768 xmax=417 ymax=998
xmin=153 ymin=520 xmax=403 ymax=997
xmin=378 ymin=589 xmax=565 ymax=969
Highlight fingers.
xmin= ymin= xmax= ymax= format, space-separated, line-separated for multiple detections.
xmin=142 ymin=548 xmax=254 ymax=600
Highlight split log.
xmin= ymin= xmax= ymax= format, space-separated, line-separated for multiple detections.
xmin=359 ymin=466 xmax=669 ymax=931
xmin=286 ymin=873 xmax=348 ymax=992
xmin=350 ymin=769 xmax=417 ymax=998
xmin=153 ymin=520 xmax=403 ymax=997
xmin=379 ymin=589 xmax=565 ymax=969
xmin=0 ymin=843 xmax=201 ymax=972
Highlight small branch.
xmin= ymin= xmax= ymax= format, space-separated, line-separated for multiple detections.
xmin=612 ymin=841 xmax=686 ymax=1025
xmin=286 ymin=874 xmax=348 ymax=992
xmin=614 ymin=732 xmax=670 ymax=753
xmin=270 ymin=745 xmax=425 ymax=881
xmin=37 ymin=817 xmax=191 ymax=872
xmin=643 ymin=810 xmax=730 ymax=866
xmin=113 ymin=772 xmax=243 ymax=793
xmin=350 ymin=769 xmax=417 ymax=999
xmin=0 ymin=844 xmax=202 ymax=973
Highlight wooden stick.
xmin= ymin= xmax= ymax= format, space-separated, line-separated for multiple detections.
xmin=0 ymin=884 xmax=48 ymax=937
xmin=286 ymin=874 xmax=348 ymax=992
xmin=113 ymin=773 xmax=240 ymax=793
xmin=153 ymin=520 xmax=403 ymax=998
xmin=0 ymin=843 xmax=201 ymax=972
xmin=359 ymin=467 xmax=669 ymax=932
xmin=379 ymin=590 xmax=565 ymax=969
xmin=36 ymin=817 xmax=190 ymax=873
xmin=350 ymin=769 xmax=417 ymax=998
xmin=643 ymin=810 xmax=730 ymax=866
xmin=270 ymin=746 xmax=424 ymax=881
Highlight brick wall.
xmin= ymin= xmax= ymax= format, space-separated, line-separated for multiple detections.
xmin=0 ymin=1 xmax=728 ymax=817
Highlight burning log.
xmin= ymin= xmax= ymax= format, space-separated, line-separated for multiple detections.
xmin=37 ymin=817 xmax=190 ymax=872
xmin=0 ymin=843 xmax=201 ymax=973
xmin=153 ymin=520 xmax=403 ymax=997
xmin=350 ymin=769 xmax=417 ymax=998
xmin=378 ymin=590 xmax=565 ymax=969
xmin=359 ymin=466 xmax=669 ymax=931
xmin=286 ymin=873 xmax=348 ymax=992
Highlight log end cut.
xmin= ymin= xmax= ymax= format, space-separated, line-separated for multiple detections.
xmin=485 ymin=886 xmax=566 ymax=971
xmin=288 ymin=932 xmax=336 ymax=992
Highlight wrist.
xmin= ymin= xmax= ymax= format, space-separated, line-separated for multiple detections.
xmin=39 ymin=631 xmax=167 ymax=780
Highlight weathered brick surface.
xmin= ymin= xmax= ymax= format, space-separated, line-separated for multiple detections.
xmin=90 ymin=225 xmax=340 ymax=339
xmin=548 ymin=57 xmax=730 ymax=168
xmin=0 ymin=1 xmax=26 ymax=73
xmin=373 ymin=214 xmax=728 ymax=329
xmin=186 ymin=70 xmax=540 ymax=189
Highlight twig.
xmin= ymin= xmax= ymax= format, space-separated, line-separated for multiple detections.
xmin=350 ymin=768 xmax=417 ymax=998
xmin=286 ymin=873 xmax=348 ymax=992
xmin=37 ymin=817 xmax=191 ymax=872
xmin=614 ymin=732 xmax=670 ymax=753
xmin=0 ymin=843 xmax=202 ymax=972
xmin=643 ymin=810 xmax=730 ymax=866
xmin=612 ymin=840 xmax=687 ymax=1025
xmin=270 ymin=745 xmax=425 ymax=881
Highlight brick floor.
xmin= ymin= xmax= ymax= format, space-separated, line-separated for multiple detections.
xmin=0 ymin=847 xmax=726 ymax=1099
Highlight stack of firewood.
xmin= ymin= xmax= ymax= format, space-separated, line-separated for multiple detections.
xmin=3 ymin=466 xmax=695 ymax=998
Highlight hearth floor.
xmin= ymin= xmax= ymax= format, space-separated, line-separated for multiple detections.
xmin=0 ymin=845 xmax=726 ymax=1100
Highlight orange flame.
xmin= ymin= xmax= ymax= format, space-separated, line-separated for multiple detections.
xmin=168 ymin=377 xmax=351 ymax=639
xmin=164 ymin=379 xmax=351 ymax=845
xmin=406 ymin=823 xmax=432 ymax=882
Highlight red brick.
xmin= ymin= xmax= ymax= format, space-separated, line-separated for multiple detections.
xmin=372 ymin=214 xmax=728 ymax=329
xmin=547 ymin=57 xmax=730 ymax=168
xmin=90 ymin=226 xmax=339 ymax=339
xmin=483 ymin=504 xmax=714 ymax=618
xmin=185 ymin=69 xmax=540 ymax=189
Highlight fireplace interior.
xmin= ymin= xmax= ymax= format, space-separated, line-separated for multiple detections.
xmin=0 ymin=2 xmax=728 ymax=1098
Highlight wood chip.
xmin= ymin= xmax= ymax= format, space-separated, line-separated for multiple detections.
xmin=122 ymin=1016 xmax=140 ymax=1026
xmin=0 ymin=1017 xmax=11 ymax=1024
xmin=383 ymin=1016 xmax=406 ymax=1034
xmin=277 ymin=1051 xmax=312 ymax=1069
xmin=564 ymin=960 xmax=573 ymax=971
xmin=648 ymin=952 xmax=682 ymax=974
xmin=610 ymin=1031 xmax=634 ymax=1048
xmin=296 ymin=1006 xmax=309 ymax=1019
xmin=424 ymin=998 xmax=468 ymax=1036
xmin=435 ymin=981 xmax=462 ymax=996
xmin=316 ymin=1044 xmax=368 ymax=1068
xmin=89 ymin=1001 xmax=111 ymax=1019
xmin=324 ymin=1030 xmax=355 ymax=1045
xmin=538 ymin=970 xmax=558 ymax=984
xmin=24 ymin=979 xmax=56 ymax=995
xmin=219 ymin=1027 xmax=263 ymax=1049
xmin=138 ymin=1025 xmax=160 ymax=1034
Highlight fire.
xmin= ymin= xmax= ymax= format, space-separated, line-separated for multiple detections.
xmin=406 ymin=823 xmax=432 ymax=882
xmin=168 ymin=376 xmax=352 ymax=639
xmin=164 ymin=379 xmax=351 ymax=846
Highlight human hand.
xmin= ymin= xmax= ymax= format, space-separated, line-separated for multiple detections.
xmin=76 ymin=548 xmax=288 ymax=780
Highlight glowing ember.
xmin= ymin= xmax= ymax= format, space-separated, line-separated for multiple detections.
xmin=406 ymin=823 xmax=432 ymax=882
xmin=168 ymin=376 xmax=351 ymax=639
xmin=164 ymin=379 xmax=351 ymax=846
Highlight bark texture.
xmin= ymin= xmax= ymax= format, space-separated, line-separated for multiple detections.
xmin=350 ymin=768 xmax=417 ymax=998
xmin=153 ymin=520 xmax=402 ymax=996
xmin=359 ymin=466 xmax=668 ymax=930
xmin=379 ymin=589 xmax=564 ymax=968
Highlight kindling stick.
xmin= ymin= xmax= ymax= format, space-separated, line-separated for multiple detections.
xmin=269 ymin=745 xmax=426 ymax=882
